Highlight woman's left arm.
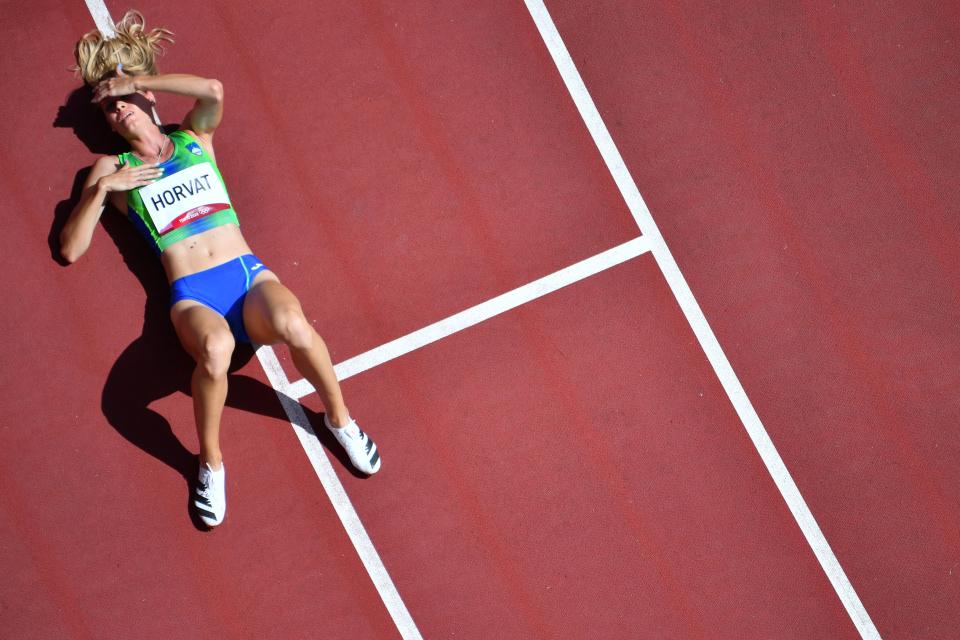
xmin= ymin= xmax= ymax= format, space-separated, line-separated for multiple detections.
xmin=92 ymin=70 xmax=224 ymax=140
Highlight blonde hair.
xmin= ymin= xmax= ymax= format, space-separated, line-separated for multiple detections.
xmin=74 ymin=10 xmax=174 ymax=85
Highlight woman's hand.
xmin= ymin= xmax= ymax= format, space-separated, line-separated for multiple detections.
xmin=91 ymin=64 xmax=138 ymax=103
xmin=98 ymin=162 xmax=164 ymax=192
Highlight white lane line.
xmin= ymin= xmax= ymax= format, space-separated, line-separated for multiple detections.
xmin=285 ymin=236 xmax=652 ymax=399
xmin=79 ymin=2 xmax=422 ymax=638
xmin=256 ymin=348 xmax=423 ymax=640
xmin=84 ymin=0 xmax=115 ymax=38
xmin=522 ymin=1 xmax=881 ymax=638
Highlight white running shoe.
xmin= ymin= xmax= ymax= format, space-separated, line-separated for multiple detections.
xmin=324 ymin=415 xmax=381 ymax=475
xmin=195 ymin=461 xmax=226 ymax=527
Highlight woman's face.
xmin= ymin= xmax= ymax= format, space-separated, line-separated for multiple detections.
xmin=98 ymin=91 xmax=155 ymax=136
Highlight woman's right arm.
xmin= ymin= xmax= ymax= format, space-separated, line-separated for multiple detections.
xmin=60 ymin=156 xmax=162 ymax=263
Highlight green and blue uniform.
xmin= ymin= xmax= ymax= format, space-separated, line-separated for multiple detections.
xmin=119 ymin=129 xmax=239 ymax=253
xmin=121 ymin=130 xmax=265 ymax=342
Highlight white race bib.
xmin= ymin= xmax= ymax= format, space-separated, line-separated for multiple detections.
xmin=138 ymin=162 xmax=231 ymax=234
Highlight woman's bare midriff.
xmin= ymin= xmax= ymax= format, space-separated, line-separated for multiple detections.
xmin=161 ymin=223 xmax=254 ymax=282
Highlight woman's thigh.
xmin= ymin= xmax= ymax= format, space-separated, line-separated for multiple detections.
xmin=170 ymin=299 xmax=235 ymax=362
xmin=242 ymin=274 xmax=307 ymax=345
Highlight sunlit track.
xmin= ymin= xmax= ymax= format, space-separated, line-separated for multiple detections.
xmin=77 ymin=0 xmax=875 ymax=636
xmin=17 ymin=0 xmax=949 ymax=637
xmin=78 ymin=5 xmax=650 ymax=638
xmin=522 ymin=0 xmax=880 ymax=638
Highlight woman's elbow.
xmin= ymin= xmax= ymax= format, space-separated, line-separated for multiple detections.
xmin=60 ymin=234 xmax=86 ymax=264
xmin=208 ymin=79 xmax=224 ymax=103
xmin=60 ymin=246 xmax=80 ymax=264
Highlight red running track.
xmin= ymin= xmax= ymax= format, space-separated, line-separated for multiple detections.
xmin=0 ymin=0 xmax=956 ymax=638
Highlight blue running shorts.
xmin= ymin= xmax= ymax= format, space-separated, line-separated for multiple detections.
xmin=169 ymin=254 xmax=268 ymax=343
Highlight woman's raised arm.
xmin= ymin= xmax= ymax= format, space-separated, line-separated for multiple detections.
xmin=92 ymin=69 xmax=224 ymax=140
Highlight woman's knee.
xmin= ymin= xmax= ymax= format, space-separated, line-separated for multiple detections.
xmin=271 ymin=305 xmax=314 ymax=349
xmin=196 ymin=329 xmax=235 ymax=378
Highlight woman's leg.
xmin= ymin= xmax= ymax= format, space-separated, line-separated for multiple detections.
xmin=170 ymin=300 xmax=236 ymax=470
xmin=241 ymin=275 xmax=349 ymax=426
xmin=243 ymin=274 xmax=381 ymax=474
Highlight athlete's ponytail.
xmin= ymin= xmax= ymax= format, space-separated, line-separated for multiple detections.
xmin=74 ymin=10 xmax=174 ymax=86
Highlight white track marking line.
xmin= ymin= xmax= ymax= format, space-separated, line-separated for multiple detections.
xmin=84 ymin=0 xmax=115 ymax=38
xmin=522 ymin=1 xmax=882 ymax=638
xmin=255 ymin=348 xmax=423 ymax=640
xmin=79 ymin=3 xmax=422 ymax=639
xmin=285 ymin=236 xmax=651 ymax=399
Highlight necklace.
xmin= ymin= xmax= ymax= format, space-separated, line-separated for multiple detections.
xmin=135 ymin=134 xmax=168 ymax=164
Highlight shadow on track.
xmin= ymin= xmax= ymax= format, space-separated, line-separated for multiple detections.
xmin=50 ymin=86 xmax=365 ymax=529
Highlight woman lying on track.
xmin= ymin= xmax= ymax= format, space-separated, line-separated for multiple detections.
xmin=63 ymin=11 xmax=381 ymax=528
